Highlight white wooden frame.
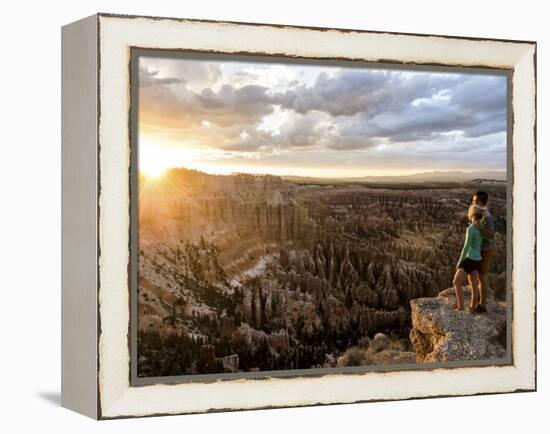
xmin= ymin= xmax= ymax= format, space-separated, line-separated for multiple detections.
xmin=61 ymin=13 xmax=536 ymax=420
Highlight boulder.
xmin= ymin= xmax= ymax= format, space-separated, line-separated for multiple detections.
xmin=336 ymin=346 xmax=370 ymax=367
xmin=370 ymin=332 xmax=391 ymax=353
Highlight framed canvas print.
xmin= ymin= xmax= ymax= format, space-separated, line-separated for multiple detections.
xmin=61 ymin=13 xmax=536 ymax=419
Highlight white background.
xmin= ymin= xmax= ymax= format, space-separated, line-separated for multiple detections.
xmin=0 ymin=0 xmax=546 ymax=432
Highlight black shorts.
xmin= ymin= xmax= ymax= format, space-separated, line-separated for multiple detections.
xmin=458 ymin=258 xmax=482 ymax=275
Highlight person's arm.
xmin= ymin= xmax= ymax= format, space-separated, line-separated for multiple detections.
xmin=474 ymin=214 xmax=495 ymax=241
xmin=473 ymin=221 xmax=493 ymax=240
xmin=457 ymin=226 xmax=472 ymax=268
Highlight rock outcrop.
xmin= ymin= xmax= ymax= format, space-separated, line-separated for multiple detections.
xmin=410 ymin=287 xmax=507 ymax=363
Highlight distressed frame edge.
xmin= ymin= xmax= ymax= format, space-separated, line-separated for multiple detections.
xmin=128 ymin=48 xmax=514 ymax=388
xmin=61 ymin=13 xmax=100 ymax=420
xmin=95 ymin=14 xmax=537 ymax=419
xmin=95 ymin=11 xmax=537 ymax=46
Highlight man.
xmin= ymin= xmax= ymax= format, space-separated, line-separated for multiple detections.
xmin=471 ymin=191 xmax=495 ymax=313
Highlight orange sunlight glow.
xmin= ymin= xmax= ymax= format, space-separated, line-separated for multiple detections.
xmin=140 ymin=162 xmax=167 ymax=179
xmin=138 ymin=134 xmax=435 ymax=179
xmin=139 ymin=135 xmax=204 ymax=179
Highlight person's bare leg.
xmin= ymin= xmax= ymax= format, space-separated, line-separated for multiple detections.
xmin=479 ymin=249 xmax=492 ymax=308
xmin=452 ymin=269 xmax=466 ymax=311
xmin=468 ymin=271 xmax=476 ymax=309
xmin=479 ymin=272 xmax=488 ymax=307
xmin=469 ymin=271 xmax=480 ymax=310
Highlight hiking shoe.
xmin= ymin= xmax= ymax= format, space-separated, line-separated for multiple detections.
xmin=474 ymin=304 xmax=488 ymax=313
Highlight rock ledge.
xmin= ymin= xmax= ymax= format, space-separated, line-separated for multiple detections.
xmin=410 ymin=287 xmax=507 ymax=363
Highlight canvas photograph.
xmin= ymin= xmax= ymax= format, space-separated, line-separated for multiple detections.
xmin=132 ymin=51 xmax=510 ymax=380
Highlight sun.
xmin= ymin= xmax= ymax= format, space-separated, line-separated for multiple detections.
xmin=138 ymin=140 xmax=171 ymax=179
xmin=138 ymin=135 xmax=205 ymax=179
xmin=140 ymin=162 xmax=167 ymax=179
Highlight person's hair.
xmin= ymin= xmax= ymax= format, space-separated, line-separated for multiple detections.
xmin=468 ymin=204 xmax=485 ymax=222
xmin=474 ymin=191 xmax=489 ymax=205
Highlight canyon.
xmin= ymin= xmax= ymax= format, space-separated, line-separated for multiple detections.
xmin=136 ymin=168 xmax=508 ymax=377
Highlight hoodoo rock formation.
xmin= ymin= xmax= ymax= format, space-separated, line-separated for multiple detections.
xmin=409 ymin=287 xmax=507 ymax=363
xmin=136 ymin=168 xmax=508 ymax=376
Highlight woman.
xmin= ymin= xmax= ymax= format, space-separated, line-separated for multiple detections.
xmin=452 ymin=204 xmax=485 ymax=312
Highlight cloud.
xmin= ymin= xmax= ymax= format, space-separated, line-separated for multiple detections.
xmin=195 ymin=84 xmax=274 ymax=124
xmin=139 ymin=67 xmax=186 ymax=87
xmin=223 ymin=110 xmax=333 ymax=152
xmin=137 ymin=55 xmax=507 ymax=172
xmin=275 ymin=69 xmax=456 ymax=117
xmin=139 ymin=56 xmax=222 ymax=90
xmin=194 ymin=131 xmax=507 ymax=175
xmin=274 ymin=70 xmax=506 ymax=146
xmin=138 ymin=62 xmax=275 ymax=145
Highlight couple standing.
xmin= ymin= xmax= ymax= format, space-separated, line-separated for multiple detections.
xmin=452 ymin=191 xmax=495 ymax=313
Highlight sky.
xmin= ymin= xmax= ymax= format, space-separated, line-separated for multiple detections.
xmin=137 ymin=54 xmax=508 ymax=178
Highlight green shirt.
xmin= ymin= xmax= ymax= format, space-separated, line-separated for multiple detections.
xmin=458 ymin=224 xmax=482 ymax=264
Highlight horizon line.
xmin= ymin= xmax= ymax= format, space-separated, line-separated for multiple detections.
xmin=140 ymin=166 xmax=507 ymax=180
